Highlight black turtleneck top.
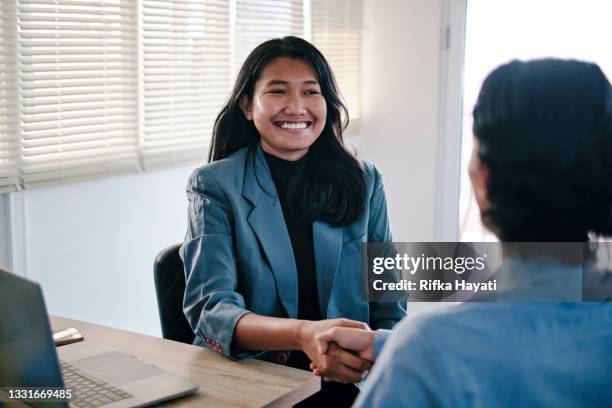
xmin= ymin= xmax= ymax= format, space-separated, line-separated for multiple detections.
xmin=263 ymin=151 xmax=322 ymax=370
xmin=264 ymin=151 xmax=360 ymax=405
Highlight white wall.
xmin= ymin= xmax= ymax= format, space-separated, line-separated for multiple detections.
xmin=359 ymin=0 xmax=444 ymax=241
xmin=0 ymin=194 xmax=11 ymax=271
xmin=17 ymin=165 xmax=194 ymax=336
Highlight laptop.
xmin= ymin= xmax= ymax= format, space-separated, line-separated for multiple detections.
xmin=0 ymin=268 xmax=198 ymax=407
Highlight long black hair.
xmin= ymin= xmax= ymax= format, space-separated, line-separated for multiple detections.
xmin=473 ymin=58 xmax=612 ymax=242
xmin=209 ymin=36 xmax=365 ymax=225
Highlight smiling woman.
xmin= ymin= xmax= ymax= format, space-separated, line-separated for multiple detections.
xmin=207 ymin=36 xmax=365 ymax=225
xmin=240 ymin=57 xmax=327 ymax=161
xmin=179 ymin=36 xmax=406 ymax=406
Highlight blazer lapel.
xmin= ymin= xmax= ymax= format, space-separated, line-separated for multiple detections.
xmin=313 ymin=220 xmax=343 ymax=318
xmin=243 ymin=145 xmax=298 ymax=319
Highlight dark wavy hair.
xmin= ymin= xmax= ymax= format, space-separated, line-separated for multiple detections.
xmin=473 ymin=59 xmax=612 ymax=242
xmin=208 ymin=36 xmax=365 ymax=225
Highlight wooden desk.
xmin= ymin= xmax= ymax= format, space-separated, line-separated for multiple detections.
xmin=50 ymin=317 xmax=319 ymax=407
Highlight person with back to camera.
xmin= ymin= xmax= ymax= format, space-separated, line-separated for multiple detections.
xmin=312 ymin=58 xmax=612 ymax=407
xmin=179 ymin=36 xmax=406 ymax=405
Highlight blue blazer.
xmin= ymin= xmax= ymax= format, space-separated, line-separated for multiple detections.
xmin=180 ymin=144 xmax=406 ymax=363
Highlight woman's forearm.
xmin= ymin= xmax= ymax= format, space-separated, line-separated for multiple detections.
xmin=233 ymin=313 xmax=307 ymax=351
xmin=234 ymin=314 xmax=373 ymax=383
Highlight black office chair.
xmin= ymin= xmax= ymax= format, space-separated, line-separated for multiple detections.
xmin=153 ymin=243 xmax=195 ymax=344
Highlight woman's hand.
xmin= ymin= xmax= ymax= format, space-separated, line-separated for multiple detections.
xmin=317 ymin=326 xmax=376 ymax=361
xmin=234 ymin=314 xmax=372 ymax=382
xmin=297 ymin=319 xmax=373 ymax=384
xmin=310 ymin=327 xmax=376 ymax=381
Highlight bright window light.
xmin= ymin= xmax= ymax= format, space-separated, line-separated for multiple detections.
xmin=459 ymin=0 xmax=612 ymax=241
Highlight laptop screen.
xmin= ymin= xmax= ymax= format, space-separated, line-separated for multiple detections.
xmin=0 ymin=268 xmax=64 ymax=389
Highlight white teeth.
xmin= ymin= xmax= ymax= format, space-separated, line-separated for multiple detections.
xmin=279 ymin=122 xmax=308 ymax=129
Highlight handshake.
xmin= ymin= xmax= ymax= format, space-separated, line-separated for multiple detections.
xmin=297 ymin=319 xmax=377 ymax=384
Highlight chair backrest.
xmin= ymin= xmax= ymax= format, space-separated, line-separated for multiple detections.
xmin=153 ymin=243 xmax=195 ymax=344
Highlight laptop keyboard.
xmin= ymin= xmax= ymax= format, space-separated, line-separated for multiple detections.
xmin=60 ymin=360 xmax=133 ymax=408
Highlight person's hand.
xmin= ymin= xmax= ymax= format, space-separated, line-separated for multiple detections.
xmin=317 ymin=327 xmax=376 ymax=361
xmin=309 ymin=327 xmax=376 ymax=380
xmin=297 ymin=319 xmax=372 ymax=384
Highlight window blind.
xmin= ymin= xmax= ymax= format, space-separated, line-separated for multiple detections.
xmin=312 ymin=0 xmax=362 ymax=120
xmin=1 ymin=0 xmax=364 ymax=191
xmin=17 ymin=0 xmax=140 ymax=187
xmin=235 ymin=0 xmax=304 ymax=73
xmin=142 ymin=0 xmax=230 ymax=168
xmin=0 ymin=2 xmax=19 ymax=192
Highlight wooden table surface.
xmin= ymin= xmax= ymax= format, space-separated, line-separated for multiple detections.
xmin=50 ymin=316 xmax=319 ymax=407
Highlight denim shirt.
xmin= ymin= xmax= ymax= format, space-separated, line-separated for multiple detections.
xmin=355 ymin=258 xmax=612 ymax=407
